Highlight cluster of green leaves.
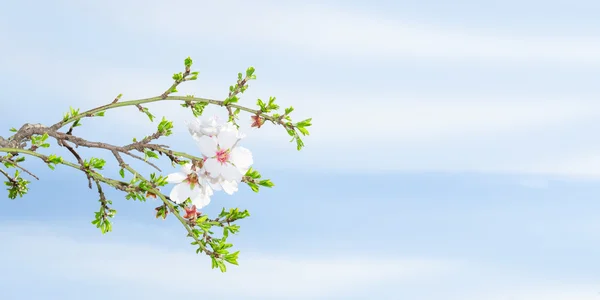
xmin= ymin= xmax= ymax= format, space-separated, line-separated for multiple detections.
xmin=223 ymin=67 xmax=258 ymax=124
xmin=62 ymin=107 xmax=85 ymax=128
xmin=83 ymin=157 xmax=106 ymax=170
xmin=30 ymin=133 xmax=51 ymax=149
xmin=169 ymin=57 xmax=199 ymax=94
xmin=181 ymin=99 xmax=209 ymax=117
xmin=4 ymin=169 xmax=30 ymax=199
xmin=45 ymin=154 xmax=63 ymax=170
xmin=292 ymin=118 xmax=312 ymax=139
xmin=172 ymin=70 xmax=198 ymax=83
xmin=256 ymin=96 xmax=279 ymax=113
xmin=254 ymin=96 xmax=312 ymax=150
xmin=189 ymin=207 xmax=251 ymax=272
xmin=244 ymin=167 xmax=274 ymax=192
xmin=2 ymin=154 xmax=29 ymax=199
xmin=223 ymin=67 xmax=257 ymax=106
xmin=122 ymin=171 xmax=168 ymax=202
xmin=91 ymin=197 xmax=116 ymax=234
xmin=2 ymin=153 xmax=25 ymax=167
xmin=157 ymin=117 xmax=173 ymax=136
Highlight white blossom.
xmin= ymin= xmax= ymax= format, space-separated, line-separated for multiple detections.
xmin=195 ymin=122 xmax=253 ymax=182
xmin=165 ymin=163 xmax=213 ymax=208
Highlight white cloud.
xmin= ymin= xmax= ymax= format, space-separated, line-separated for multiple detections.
xmin=56 ymin=0 xmax=600 ymax=64
xmin=2 ymin=222 xmax=599 ymax=300
xmin=0 ymin=222 xmax=456 ymax=299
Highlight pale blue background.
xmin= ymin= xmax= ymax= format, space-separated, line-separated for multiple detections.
xmin=1 ymin=0 xmax=600 ymax=299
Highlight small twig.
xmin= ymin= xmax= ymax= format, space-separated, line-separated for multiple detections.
xmin=0 ymin=168 xmax=12 ymax=181
xmin=58 ymin=139 xmax=93 ymax=189
xmin=0 ymin=156 xmax=39 ymax=180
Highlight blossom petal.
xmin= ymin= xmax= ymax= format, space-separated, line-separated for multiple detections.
xmin=217 ymin=125 xmax=239 ymax=150
xmin=191 ymin=193 xmax=212 ymax=209
xmin=166 ymin=172 xmax=187 ymax=184
xmin=170 ymin=182 xmax=200 ymax=204
xmin=209 ymin=182 xmax=222 ymax=191
xmin=196 ymin=136 xmax=218 ymax=157
xmin=203 ymin=158 xmax=222 ymax=178
xmin=208 ymin=177 xmax=223 ymax=191
xmin=200 ymin=116 xmax=220 ymax=136
xmin=181 ymin=163 xmax=193 ymax=174
xmin=191 ymin=133 xmax=202 ymax=143
xmin=196 ymin=183 xmax=214 ymax=208
xmin=186 ymin=119 xmax=201 ymax=136
xmin=229 ymin=147 xmax=253 ymax=173
xmin=221 ymin=163 xmax=242 ymax=182
xmin=220 ymin=179 xmax=239 ymax=195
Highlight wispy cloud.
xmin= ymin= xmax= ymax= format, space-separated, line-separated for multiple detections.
xmin=52 ymin=0 xmax=600 ymax=64
xmin=0 ymin=222 xmax=457 ymax=299
xmin=3 ymin=221 xmax=599 ymax=300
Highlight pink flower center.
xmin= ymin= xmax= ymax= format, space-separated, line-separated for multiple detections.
xmin=216 ymin=149 xmax=230 ymax=164
xmin=185 ymin=173 xmax=199 ymax=185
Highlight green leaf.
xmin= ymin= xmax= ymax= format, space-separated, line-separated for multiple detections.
xmin=223 ymin=96 xmax=239 ymax=106
xmin=9 ymin=127 xmax=16 ymax=132
xmin=196 ymin=215 xmax=209 ymax=224
xmin=246 ymin=67 xmax=255 ymax=78
xmin=286 ymin=129 xmax=295 ymax=136
xmin=258 ymin=179 xmax=274 ymax=188
xmin=224 ymin=251 xmax=240 ymax=265
xmin=295 ymin=118 xmax=312 ymax=127
xmin=267 ymin=96 xmax=279 ymax=110
xmin=217 ymin=260 xmax=227 ymax=272
xmin=244 ymin=167 xmax=261 ymax=179
xmin=172 ymin=72 xmax=183 ymax=81
xmin=247 ymin=181 xmax=259 ymax=193
xmin=157 ymin=117 xmax=174 ymax=135
xmin=297 ymin=126 xmax=310 ymax=136
xmin=145 ymin=150 xmax=159 ymax=159
xmin=296 ymin=136 xmax=305 ymax=150
xmin=184 ymin=57 xmax=193 ymax=68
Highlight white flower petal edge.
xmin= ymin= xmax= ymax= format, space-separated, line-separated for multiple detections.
xmin=166 ymin=171 xmax=187 ymax=184
xmin=196 ymin=135 xmax=218 ymax=157
xmin=165 ymin=163 xmax=214 ymax=208
xmin=229 ymin=147 xmax=253 ymax=174
xmin=217 ymin=125 xmax=239 ymax=150
xmin=187 ymin=116 xmax=221 ymax=139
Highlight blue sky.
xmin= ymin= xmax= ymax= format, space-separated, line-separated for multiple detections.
xmin=2 ymin=0 xmax=600 ymax=299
